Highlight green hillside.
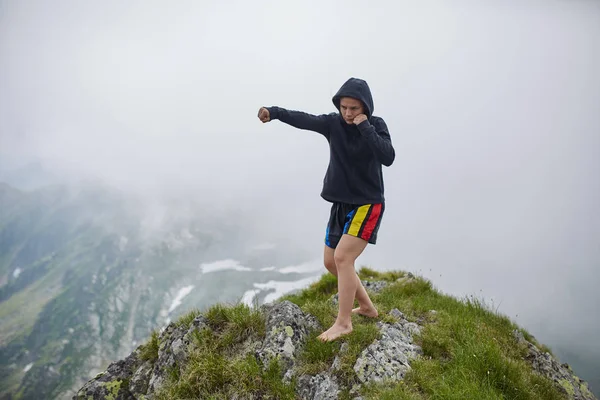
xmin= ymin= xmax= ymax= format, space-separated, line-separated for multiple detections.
xmin=0 ymin=183 xmax=267 ymax=399
xmin=75 ymin=269 xmax=596 ymax=400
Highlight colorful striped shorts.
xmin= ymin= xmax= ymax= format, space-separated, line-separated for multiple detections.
xmin=324 ymin=202 xmax=385 ymax=249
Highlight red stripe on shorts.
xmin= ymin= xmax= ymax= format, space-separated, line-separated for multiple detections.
xmin=360 ymin=203 xmax=382 ymax=241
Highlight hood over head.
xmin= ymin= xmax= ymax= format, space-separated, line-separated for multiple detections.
xmin=332 ymin=77 xmax=374 ymax=118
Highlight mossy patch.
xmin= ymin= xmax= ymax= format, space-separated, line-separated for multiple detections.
xmin=102 ymin=379 xmax=123 ymax=400
xmin=285 ymin=325 xmax=294 ymax=337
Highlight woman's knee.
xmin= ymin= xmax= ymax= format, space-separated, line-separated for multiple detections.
xmin=324 ymin=246 xmax=337 ymax=274
xmin=324 ymin=254 xmax=336 ymax=270
xmin=333 ymin=250 xmax=354 ymax=268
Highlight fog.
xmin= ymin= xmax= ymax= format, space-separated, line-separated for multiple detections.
xmin=1 ymin=0 xmax=599 ymax=388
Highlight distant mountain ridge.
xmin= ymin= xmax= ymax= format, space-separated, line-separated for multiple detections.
xmin=0 ymin=162 xmax=61 ymax=192
xmin=0 ymin=181 xmax=321 ymax=399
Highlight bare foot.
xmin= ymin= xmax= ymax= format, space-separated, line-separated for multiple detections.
xmin=352 ymin=306 xmax=379 ymax=318
xmin=317 ymin=323 xmax=352 ymax=342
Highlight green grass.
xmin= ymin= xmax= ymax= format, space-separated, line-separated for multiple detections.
xmin=174 ymin=307 xmax=202 ymax=328
xmin=153 ymin=302 xmax=296 ymax=399
xmin=0 ymin=272 xmax=64 ymax=347
xmin=139 ymin=330 xmax=159 ymax=363
xmin=142 ymin=268 xmax=566 ymax=400
xmin=284 ymin=268 xmax=566 ymax=400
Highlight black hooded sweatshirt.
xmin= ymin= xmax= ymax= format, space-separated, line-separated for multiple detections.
xmin=266 ymin=77 xmax=395 ymax=205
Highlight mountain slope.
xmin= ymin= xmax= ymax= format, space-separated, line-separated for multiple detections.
xmin=74 ymin=269 xmax=596 ymax=400
xmin=0 ymin=182 xmax=320 ymax=400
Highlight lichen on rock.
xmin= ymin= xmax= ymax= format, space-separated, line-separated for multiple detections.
xmin=514 ymin=330 xmax=596 ymax=400
xmin=353 ymin=308 xmax=423 ymax=385
xmin=297 ymin=372 xmax=340 ymax=400
xmin=73 ymin=348 xmax=140 ymax=399
xmin=256 ymin=300 xmax=321 ymax=374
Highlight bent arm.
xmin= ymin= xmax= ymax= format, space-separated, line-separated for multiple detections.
xmin=266 ymin=106 xmax=331 ymax=137
xmin=357 ymin=118 xmax=395 ymax=166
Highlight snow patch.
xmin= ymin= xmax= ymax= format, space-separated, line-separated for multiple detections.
xmin=241 ymin=289 xmax=261 ymax=306
xmin=254 ymin=275 xmax=321 ymax=303
xmin=168 ymin=285 xmax=194 ymax=313
xmin=200 ymin=259 xmax=251 ymax=274
xmin=13 ymin=268 xmax=22 ymax=279
xmin=278 ymin=260 xmax=323 ymax=274
xmin=23 ymin=363 xmax=33 ymax=372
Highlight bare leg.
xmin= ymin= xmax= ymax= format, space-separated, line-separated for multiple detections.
xmin=323 ymin=245 xmax=378 ymax=317
xmin=318 ymin=235 xmax=375 ymax=342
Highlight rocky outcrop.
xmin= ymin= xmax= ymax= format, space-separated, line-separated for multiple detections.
xmin=73 ymin=350 xmax=141 ymax=400
xmin=353 ymin=308 xmax=423 ymax=385
xmin=74 ymin=315 xmax=210 ymax=399
xmin=256 ymin=301 xmax=321 ymax=374
xmin=73 ymin=300 xmax=324 ymax=400
xmin=294 ymin=307 xmax=424 ymax=400
xmin=74 ymin=280 xmax=597 ymax=400
xmin=514 ymin=330 xmax=596 ymax=400
xmin=297 ymin=372 xmax=340 ymax=400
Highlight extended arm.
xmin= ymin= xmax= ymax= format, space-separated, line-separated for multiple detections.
xmin=356 ymin=118 xmax=395 ymax=166
xmin=264 ymin=106 xmax=331 ymax=138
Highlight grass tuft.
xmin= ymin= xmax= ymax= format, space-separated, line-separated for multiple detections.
xmin=280 ymin=273 xmax=339 ymax=308
xmin=202 ymin=302 xmax=266 ymax=353
xmin=357 ymin=266 xmax=406 ymax=282
xmin=153 ymin=301 xmax=293 ymax=399
xmin=297 ymin=331 xmax=339 ymax=375
xmin=156 ymin=332 xmax=295 ymax=399
xmin=139 ymin=329 xmax=159 ymax=363
xmin=174 ymin=307 xmax=202 ymax=328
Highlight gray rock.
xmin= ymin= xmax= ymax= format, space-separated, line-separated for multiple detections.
xmin=128 ymin=360 xmax=153 ymax=396
xmin=297 ymin=373 xmax=340 ymax=400
xmin=73 ymin=348 xmax=141 ymax=399
xmin=353 ymin=308 xmax=423 ymax=384
xmin=330 ymin=342 xmax=349 ymax=372
xmin=187 ymin=314 xmax=209 ymax=334
xmin=125 ymin=318 xmax=209 ymax=398
xmin=389 ymin=308 xmax=405 ymax=320
xmin=513 ymin=330 xmax=597 ymax=400
xmin=147 ymin=319 xmax=196 ymax=394
xmin=256 ymin=300 xmax=321 ymax=373
xmin=361 ymin=280 xmax=389 ymax=293
xmin=395 ymin=275 xmax=416 ymax=285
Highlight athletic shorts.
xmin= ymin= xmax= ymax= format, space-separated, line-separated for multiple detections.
xmin=325 ymin=202 xmax=385 ymax=249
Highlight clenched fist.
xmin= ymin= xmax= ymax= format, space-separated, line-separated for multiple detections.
xmin=258 ymin=107 xmax=271 ymax=123
xmin=353 ymin=114 xmax=368 ymax=125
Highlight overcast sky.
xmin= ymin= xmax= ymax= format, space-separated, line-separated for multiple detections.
xmin=1 ymin=0 xmax=599 ymax=383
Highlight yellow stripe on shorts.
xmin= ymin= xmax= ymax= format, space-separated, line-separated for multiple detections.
xmin=347 ymin=205 xmax=371 ymax=236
